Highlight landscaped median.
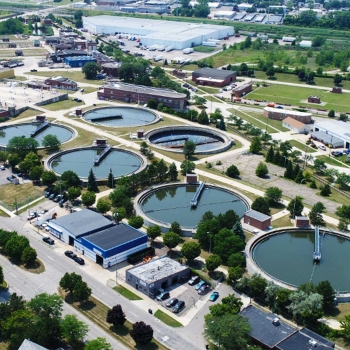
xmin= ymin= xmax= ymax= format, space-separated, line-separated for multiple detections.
xmin=59 ymin=289 xmax=169 ymax=350
xmin=154 ymin=310 xmax=183 ymax=328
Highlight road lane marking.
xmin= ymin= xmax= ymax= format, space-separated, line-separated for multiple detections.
xmin=10 ymin=272 xmax=17 ymax=278
xmin=47 ymin=256 xmax=54 ymax=260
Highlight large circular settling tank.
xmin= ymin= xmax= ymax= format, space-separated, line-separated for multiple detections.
xmin=146 ymin=126 xmax=232 ymax=154
xmin=0 ymin=122 xmax=73 ymax=147
xmin=83 ymin=106 xmax=158 ymax=127
xmin=139 ymin=184 xmax=248 ymax=228
xmin=49 ymin=147 xmax=144 ymax=180
xmin=252 ymin=230 xmax=350 ymax=291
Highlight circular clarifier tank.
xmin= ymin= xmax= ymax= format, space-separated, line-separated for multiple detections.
xmin=250 ymin=229 xmax=350 ymax=292
xmin=135 ymin=183 xmax=249 ymax=230
xmin=83 ymin=106 xmax=159 ymax=127
xmin=145 ymin=125 xmax=232 ymax=154
xmin=47 ymin=147 xmax=147 ymax=181
xmin=0 ymin=122 xmax=74 ymax=147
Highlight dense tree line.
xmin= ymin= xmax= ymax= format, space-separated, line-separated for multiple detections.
xmin=0 ymin=18 xmax=24 ymax=35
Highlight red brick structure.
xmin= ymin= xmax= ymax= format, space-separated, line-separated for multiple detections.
xmin=87 ymin=41 xmax=98 ymax=51
xmin=192 ymin=68 xmax=236 ymax=87
xmin=44 ymin=76 xmax=78 ymax=91
xmin=244 ymin=210 xmax=271 ymax=230
xmin=35 ymin=115 xmax=46 ymax=122
xmin=295 ymin=216 xmax=310 ymax=228
xmin=42 ymin=18 xmax=52 ymax=26
xmin=172 ymin=69 xmax=188 ymax=78
xmin=97 ymin=83 xmax=187 ymax=111
xmin=264 ymin=107 xmax=312 ymax=124
xmin=101 ymin=62 xmax=121 ymax=77
xmin=0 ymin=108 xmax=9 ymax=120
xmin=186 ymin=174 xmax=198 ymax=183
xmin=308 ymin=96 xmax=321 ymax=104
xmin=27 ymin=80 xmax=50 ymax=90
xmin=231 ymin=83 xmax=252 ymax=98
xmin=332 ymin=87 xmax=342 ymax=94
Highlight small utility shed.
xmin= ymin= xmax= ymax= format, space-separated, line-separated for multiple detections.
xmin=78 ymin=223 xmax=148 ymax=268
xmin=244 ymin=210 xmax=271 ymax=230
xmin=282 ymin=117 xmax=309 ymax=134
xmin=126 ymin=257 xmax=190 ymax=299
xmin=240 ymin=305 xmax=295 ymax=349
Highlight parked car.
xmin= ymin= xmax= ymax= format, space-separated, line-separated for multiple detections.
xmin=59 ymin=197 xmax=68 ymax=207
xmin=30 ymin=69 xmax=37 ymax=72
xmin=188 ymin=276 xmax=200 ymax=286
xmin=0 ymin=165 xmax=5 ymax=170
xmin=7 ymin=175 xmax=16 ymax=182
xmin=39 ymin=209 xmax=48 ymax=215
xmin=53 ymin=194 xmax=62 ymax=202
xmin=165 ymin=298 xmax=178 ymax=308
xmin=276 ymin=105 xmax=283 ymax=109
xmin=80 ymin=88 xmax=84 ymax=92
xmin=74 ymin=257 xmax=85 ymax=265
xmin=156 ymin=291 xmax=170 ymax=301
xmin=198 ymin=284 xmax=210 ymax=295
xmin=17 ymin=173 xmax=22 ymax=177
xmin=27 ymin=211 xmax=37 ymax=220
xmin=65 ymin=250 xmax=77 ymax=259
xmin=332 ymin=151 xmax=343 ymax=157
xmin=172 ymin=300 xmax=185 ymax=313
xmin=44 ymin=188 xmax=52 ymax=197
xmin=195 ymin=280 xmax=206 ymax=290
xmin=209 ymin=291 xmax=219 ymax=301
xmin=318 ymin=145 xmax=327 ymax=151
xmin=42 ymin=236 xmax=54 ymax=245
xmin=343 ymin=149 xmax=350 ymax=155
xmin=49 ymin=193 xmax=57 ymax=200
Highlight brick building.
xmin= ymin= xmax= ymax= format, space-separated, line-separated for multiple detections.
xmin=192 ymin=68 xmax=236 ymax=87
xmin=308 ymin=96 xmax=321 ymax=104
xmin=244 ymin=210 xmax=271 ymax=230
xmin=332 ymin=86 xmax=342 ymax=94
xmin=0 ymin=108 xmax=9 ymax=120
xmin=231 ymin=83 xmax=252 ymax=98
xmin=295 ymin=216 xmax=310 ymax=228
xmin=172 ymin=69 xmax=188 ymax=78
xmin=91 ymin=50 xmax=114 ymax=67
xmin=97 ymin=82 xmax=187 ymax=111
xmin=44 ymin=76 xmax=78 ymax=91
xmin=101 ymin=62 xmax=122 ymax=77
xmin=264 ymin=107 xmax=312 ymax=124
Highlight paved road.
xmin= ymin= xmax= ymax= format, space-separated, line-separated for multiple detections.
xmin=0 ymin=215 xmax=202 ymax=350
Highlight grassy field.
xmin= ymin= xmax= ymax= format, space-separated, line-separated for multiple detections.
xmin=43 ymin=98 xmax=85 ymax=111
xmin=113 ymin=285 xmax=143 ymax=300
xmin=60 ymin=290 xmax=168 ymax=350
xmin=289 ymin=139 xmax=317 ymax=153
xmin=0 ymin=208 xmax=9 ymax=217
xmin=154 ymin=310 xmax=183 ymax=328
xmin=0 ymin=183 xmax=44 ymax=211
xmin=26 ymin=71 xmax=105 ymax=86
xmin=316 ymin=155 xmax=350 ymax=168
xmin=272 ymin=214 xmax=293 ymax=228
xmin=193 ymin=45 xmax=216 ymax=53
xmin=248 ymin=85 xmax=350 ymax=113
xmin=11 ymin=108 xmax=40 ymax=121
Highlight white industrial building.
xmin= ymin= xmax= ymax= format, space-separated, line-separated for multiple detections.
xmin=213 ymin=11 xmax=236 ymax=20
xmin=83 ymin=16 xmax=234 ymax=50
xmin=313 ymin=120 xmax=350 ymax=148
xmin=299 ymin=40 xmax=312 ymax=48
xmin=237 ymin=2 xmax=253 ymax=11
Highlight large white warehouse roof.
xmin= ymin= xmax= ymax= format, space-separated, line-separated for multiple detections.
xmin=83 ymin=16 xmax=234 ymax=49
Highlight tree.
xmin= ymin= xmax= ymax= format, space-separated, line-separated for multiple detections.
xmin=29 ymin=165 xmax=43 ymax=182
xmin=226 ymin=164 xmax=240 ymax=178
xmin=21 ymin=246 xmax=37 ymax=265
xmin=309 ymin=202 xmax=326 ymax=226
xmin=128 ymin=215 xmax=144 ymax=229
xmin=82 ymin=61 xmax=101 ymax=79
xmin=60 ymin=314 xmax=88 ymax=344
xmin=87 ymin=168 xmax=99 ymax=192
xmin=183 ymin=140 xmax=196 ymax=158
xmin=106 ymin=304 xmax=126 ymax=327
xmin=204 ymin=314 xmax=251 ymax=350
xmin=42 ymin=134 xmax=61 ymax=152
xmin=339 ymin=113 xmax=348 ymax=122
xmin=81 ymin=191 xmax=96 ymax=207
xmin=249 ymin=274 xmax=267 ymax=298
xmin=205 ymin=254 xmax=221 ymax=272
xmin=59 ymin=272 xmax=82 ymax=294
xmin=328 ymin=110 xmax=335 ymax=118
xmin=73 ymin=281 xmax=92 ymax=303
xmin=320 ymin=184 xmax=332 ymax=197
xmin=266 ymin=67 xmax=275 ymax=78
xmin=157 ymin=159 xmax=168 ymax=182
xmin=0 ymin=265 xmax=3 ymax=284
xmin=228 ymin=266 xmax=244 ymax=284
xmin=181 ymin=241 xmax=201 ymax=261
xmin=8 ymin=154 xmax=21 ymax=170
xmin=250 ymin=137 xmax=262 ymax=154
xmin=168 ymin=162 xmax=178 ymax=181
xmin=96 ymin=198 xmax=111 ymax=215
xmin=84 ymin=338 xmax=112 ymax=350
xmin=67 ymin=186 xmax=81 ymax=202
xmin=334 ymin=73 xmax=343 ymax=86
xmin=198 ymin=109 xmax=209 ymax=125
xmin=130 ymin=321 xmax=153 ymax=344
xmin=336 ymin=172 xmax=350 ymax=189
xmin=180 ymin=159 xmax=195 ymax=175
xmin=314 ymin=159 xmax=327 ymax=173
xmin=170 ymin=221 xmax=182 ymax=235
xmin=227 ymin=252 xmax=246 ymax=268
xmin=213 ymin=228 xmax=245 ymax=263
xmin=7 ymin=136 xmax=39 ymax=159
xmin=41 ymin=170 xmax=57 ymax=186
xmin=251 ymin=197 xmax=270 ymax=215
xmin=287 ymin=196 xmax=304 ymax=218
xmin=265 ymin=187 xmax=282 ymax=204
xmin=146 ymin=225 xmax=162 ymax=241
xmin=107 ymin=169 xmax=114 ymax=188
xmin=316 ymin=280 xmax=335 ymax=309
xmin=193 ymin=95 xmax=207 ymax=106
xmin=18 ymin=152 xmax=40 ymax=174
xmin=5 ymin=235 xmax=29 ymax=260
xmin=163 ymin=232 xmax=180 ymax=256
xmin=61 ymin=170 xmax=81 ymax=188
xmin=255 ymin=162 xmax=268 ymax=178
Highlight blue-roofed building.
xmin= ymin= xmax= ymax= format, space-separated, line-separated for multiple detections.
xmin=46 ymin=209 xmax=147 ymax=268
xmin=64 ymin=55 xmax=97 ymax=67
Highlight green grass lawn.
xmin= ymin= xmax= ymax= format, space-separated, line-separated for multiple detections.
xmin=193 ymin=45 xmax=216 ymax=53
xmin=113 ymin=285 xmax=143 ymax=300
xmin=0 ymin=209 xmax=9 ymax=217
xmin=316 ymin=155 xmax=350 ymax=168
xmin=289 ymin=140 xmax=317 ymax=153
xmin=44 ymin=98 xmax=85 ymax=111
xmin=272 ymin=214 xmax=293 ymax=228
xmin=248 ymin=84 xmax=350 ymax=113
xmin=154 ymin=310 xmax=183 ymax=327
xmin=26 ymin=71 xmax=105 ymax=86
